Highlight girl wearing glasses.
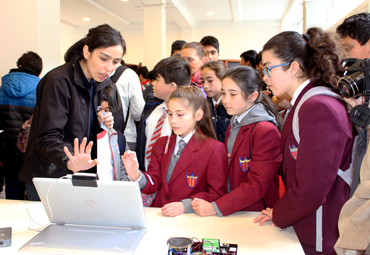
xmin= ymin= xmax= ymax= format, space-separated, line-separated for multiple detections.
xmin=254 ymin=28 xmax=354 ymax=255
xmin=191 ymin=66 xmax=282 ymax=217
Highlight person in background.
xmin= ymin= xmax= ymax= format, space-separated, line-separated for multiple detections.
xmin=114 ymin=64 xmax=145 ymax=151
xmin=240 ymin=50 xmax=257 ymax=69
xmin=135 ymin=56 xmax=191 ymax=172
xmin=136 ymin=66 xmax=150 ymax=90
xmin=254 ymin=28 xmax=354 ymax=255
xmin=200 ymin=35 xmax=220 ymax=61
xmin=0 ymin=51 xmax=42 ymax=200
xmin=19 ymin=24 xmax=122 ymax=201
xmin=334 ymin=12 xmax=370 ymax=254
xmin=181 ymin=42 xmax=208 ymax=98
xmin=171 ymin=40 xmax=187 ymax=56
xmin=123 ymin=86 xmax=228 ymax=217
xmin=200 ymin=61 xmax=231 ymax=143
xmin=192 ymin=66 xmax=281 ymax=217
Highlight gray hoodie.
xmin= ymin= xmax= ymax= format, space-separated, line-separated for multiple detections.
xmin=227 ymin=103 xmax=277 ymax=155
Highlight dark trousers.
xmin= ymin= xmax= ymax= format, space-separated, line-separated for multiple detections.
xmin=25 ymin=183 xmax=40 ymax=201
xmin=3 ymin=160 xmax=25 ymax=200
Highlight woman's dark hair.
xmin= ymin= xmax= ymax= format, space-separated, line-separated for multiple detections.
xmin=101 ymin=84 xmax=122 ymax=113
xmin=263 ymin=27 xmax=345 ymax=92
xmin=169 ymin=86 xmax=217 ymax=140
xmin=64 ymin=24 xmax=126 ymax=62
xmin=201 ymin=61 xmax=227 ymax=80
xmin=223 ymin=66 xmax=283 ymax=131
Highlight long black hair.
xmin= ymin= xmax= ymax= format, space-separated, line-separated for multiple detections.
xmin=263 ymin=27 xmax=345 ymax=92
xmin=64 ymin=24 xmax=126 ymax=62
xmin=223 ymin=66 xmax=283 ymax=131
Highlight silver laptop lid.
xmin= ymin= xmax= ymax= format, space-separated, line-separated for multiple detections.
xmin=33 ymin=178 xmax=147 ymax=229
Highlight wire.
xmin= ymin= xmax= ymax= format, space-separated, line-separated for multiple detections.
xmin=26 ymin=176 xmax=67 ymax=231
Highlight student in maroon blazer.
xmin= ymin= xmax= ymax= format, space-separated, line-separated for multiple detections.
xmin=191 ymin=66 xmax=282 ymax=217
xmin=254 ymin=28 xmax=354 ymax=255
xmin=122 ymin=86 xmax=228 ymax=217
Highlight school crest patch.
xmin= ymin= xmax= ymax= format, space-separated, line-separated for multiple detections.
xmin=186 ymin=173 xmax=199 ymax=188
xmin=239 ymin=156 xmax=251 ymax=172
xmin=289 ymin=145 xmax=298 ymax=160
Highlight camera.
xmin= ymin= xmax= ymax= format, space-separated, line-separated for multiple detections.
xmin=338 ymin=58 xmax=370 ymax=98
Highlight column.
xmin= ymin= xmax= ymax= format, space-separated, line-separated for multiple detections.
xmin=0 ymin=0 xmax=60 ymax=77
xmin=143 ymin=0 xmax=166 ymax=70
xmin=303 ymin=0 xmax=327 ymax=32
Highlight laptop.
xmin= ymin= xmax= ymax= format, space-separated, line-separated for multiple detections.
xmin=19 ymin=177 xmax=147 ymax=254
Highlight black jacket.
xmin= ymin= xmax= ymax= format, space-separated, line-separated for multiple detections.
xmin=19 ymin=55 xmax=112 ymax=184
xmin=0 ymin=68 xmax=40 ymax=163
xmin=207 ymin=98 xmax=232 ymax=143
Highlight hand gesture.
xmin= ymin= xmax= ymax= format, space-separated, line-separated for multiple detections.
xmin=121 ymin=150 xmax=140 ymax=181
xmin=191 ymin=198 xmax=217 ymax=216
xmin=64 ymin=137 xmax=99 ymax=172
xmin=97 ymin=111 xmax=114 ymax=129
xmin=161 ymin=202 xmax=185 ymax=217
xmin=253 ymin=207 xmax=274 ymax=226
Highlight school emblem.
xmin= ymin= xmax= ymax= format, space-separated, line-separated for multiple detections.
xmin=239 ymin=157 xmax=251 ymax=172
xmin=186 ymin=173 xmax=199 ymax=188
xmin=289 ymin=145 xmax=298 ymax=160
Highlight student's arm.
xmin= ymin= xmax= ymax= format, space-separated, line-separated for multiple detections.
xmin=273 ymin=97 xmax=351 ymax=228
xmin=140 ymin=137 xmax=166 ymax=194
xmin=215 ymin=123 xmax=282 ymax=216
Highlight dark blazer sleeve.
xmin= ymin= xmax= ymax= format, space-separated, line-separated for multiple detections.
xmin=141 ymin=136 xmax=167 ymax=194
xmin=216 ymin=122 xmax=281 ymax=216
xmin=273 ymin=96 xmax=351 ymax=228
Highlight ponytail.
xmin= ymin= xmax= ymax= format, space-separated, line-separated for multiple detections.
xmin=223 ymin=66 xmax=282 ymax=131
xmin=169 ymin=86 xmax=217 ymax=140
xmin=263 ymin=27 xmax=345 ymax=93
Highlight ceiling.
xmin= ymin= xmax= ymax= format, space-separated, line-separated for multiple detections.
xmin=60 ymin=0 xmax=293 ymax=29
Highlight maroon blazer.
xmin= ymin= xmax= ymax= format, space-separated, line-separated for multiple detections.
xmin=215 ymin=121 xmax=281 ymax=216
xmin=141 ymin=133 xmax=228 ymax=208
xmin=273 ymin=84 xmax=354 ymax=255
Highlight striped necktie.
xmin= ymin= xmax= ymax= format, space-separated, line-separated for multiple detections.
xmin=175 ymin=139 xmax=186 ymax=158
xmin=146 ymin=107 xmax=168 ymax=162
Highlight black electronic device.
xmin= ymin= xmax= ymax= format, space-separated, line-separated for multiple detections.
xmin=0 ymin=227 xmax=11 ymax=248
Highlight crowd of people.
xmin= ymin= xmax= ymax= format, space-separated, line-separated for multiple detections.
xmin=1 ymin=12 xmax=370 ymax=255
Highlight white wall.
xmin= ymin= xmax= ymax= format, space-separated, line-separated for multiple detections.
xmin=60 ymin=21 xmax=280 ymax=70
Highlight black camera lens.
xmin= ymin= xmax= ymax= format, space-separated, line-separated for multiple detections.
xmin=338 ymin=71 xmax=364 ymax=98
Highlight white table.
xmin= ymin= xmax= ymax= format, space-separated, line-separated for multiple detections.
xmin=0 ymin=199 xmax=304 ymax=254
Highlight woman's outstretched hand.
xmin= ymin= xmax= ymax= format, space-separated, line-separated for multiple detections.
xmin=64 ymin=137 xmax=99 ymax=172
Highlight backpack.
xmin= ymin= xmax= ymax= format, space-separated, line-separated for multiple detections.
xmin=291 ymin=86 xmax=354 ymax=252
xmin=110 ymin=65 xmax=131 ymax=133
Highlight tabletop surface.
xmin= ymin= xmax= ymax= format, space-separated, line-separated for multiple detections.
xmin=0 ymin=199 xmax=304 ymax=255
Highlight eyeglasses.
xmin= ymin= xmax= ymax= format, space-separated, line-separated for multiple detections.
xmin=263 ymin=63 xmax=291 ymax=78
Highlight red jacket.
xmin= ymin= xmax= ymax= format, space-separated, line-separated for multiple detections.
xmin=215 ymin=121 xmax=281 ymax=216
xmin=273 ymin=84 xmax=354 ymax=254
xmin=142 ymin=134 xmax=228 ymax=207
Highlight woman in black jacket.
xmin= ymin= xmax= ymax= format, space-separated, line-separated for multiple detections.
xmin=19 ymin=24 xmax=126 ymax=201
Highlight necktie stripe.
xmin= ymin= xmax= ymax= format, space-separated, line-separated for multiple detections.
xmin=146 ymin=107 xmax=168 ymax=162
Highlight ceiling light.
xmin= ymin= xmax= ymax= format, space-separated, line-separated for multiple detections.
xmin=122 ymin=0 xmax=129 ymax=1
xmin=83 ymin=17 xmax=90 ymax=21
xmin=207 ymin=12 xmax=214 ymax=16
